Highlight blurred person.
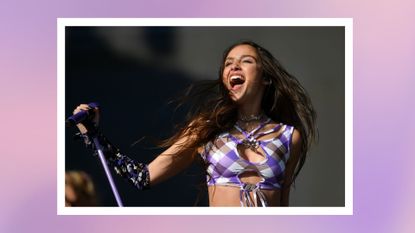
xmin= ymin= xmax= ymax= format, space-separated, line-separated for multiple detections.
xmin=65 ymin=170 xmax=98 ymax=206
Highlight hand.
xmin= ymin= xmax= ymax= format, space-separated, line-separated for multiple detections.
xmin=73 ymin=104 xmax=100 ymax=134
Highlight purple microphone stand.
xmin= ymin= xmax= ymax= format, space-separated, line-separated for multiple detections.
xmin=91 ymin=136 xmax=124 ymax=207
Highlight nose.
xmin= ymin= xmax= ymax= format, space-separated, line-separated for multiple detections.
xmin=230 ymin=61 xmax=241 ymax=70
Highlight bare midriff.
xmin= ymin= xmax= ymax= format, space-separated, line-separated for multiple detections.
xmin=208 ymin=172 xmax=281 ymax=206
xmin=208 ymin=185 xmax=281 ymax=206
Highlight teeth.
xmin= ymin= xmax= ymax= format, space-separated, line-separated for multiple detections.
xmin=230 ymin=75 xmax=245 ymax=88
xmin=231 ymin=76 xmax=241 ymax=80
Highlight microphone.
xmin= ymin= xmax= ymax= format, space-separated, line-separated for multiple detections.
xmin=66 ymin=102 xmax=99 ymax=128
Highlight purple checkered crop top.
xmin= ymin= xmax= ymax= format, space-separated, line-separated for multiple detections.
xmin=202 ymin=118 xmax=294 ymax=206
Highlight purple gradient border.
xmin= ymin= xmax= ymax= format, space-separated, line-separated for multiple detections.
xmin=2 ymin=0 xmax=415 ymax=231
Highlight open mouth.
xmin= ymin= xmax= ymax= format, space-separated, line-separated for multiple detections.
xmin=230 ymin=76 xmax=245 ymax=90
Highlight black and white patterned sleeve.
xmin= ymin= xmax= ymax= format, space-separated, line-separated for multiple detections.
xmin=74 ymin=131 xmax=150 ymax=190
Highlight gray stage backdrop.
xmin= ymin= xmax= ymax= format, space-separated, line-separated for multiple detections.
xmin=65 ymin=26 xmax=345 ymax=207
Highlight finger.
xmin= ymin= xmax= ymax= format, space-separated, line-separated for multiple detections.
xmin=80 ymin=104 xmax=90 ymax=110
xmin=73 ymin=104 xmax=90 ymax=114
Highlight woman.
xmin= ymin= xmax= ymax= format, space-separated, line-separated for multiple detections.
xmin=73 ymin=41 xmax=317 ymax=207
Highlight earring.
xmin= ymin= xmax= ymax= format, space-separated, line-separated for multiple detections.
xmin=263 ymin=77 xmax=272 ymax=85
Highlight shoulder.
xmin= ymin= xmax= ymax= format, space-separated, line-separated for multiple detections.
xmin=291 ymin=128 xmax=301 ymax=146
xmin=288 ymin=128 xmax=302 ymax=162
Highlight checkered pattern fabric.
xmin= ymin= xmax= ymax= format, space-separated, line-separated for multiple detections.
xmin=203 ymin=123 xmax=294 ymax=190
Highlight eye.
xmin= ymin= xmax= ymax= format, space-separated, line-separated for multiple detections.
xmin=224 ymin=61 xmax=232 ymax=67
xmin=242 ymin=58 xmax=254 ymax=63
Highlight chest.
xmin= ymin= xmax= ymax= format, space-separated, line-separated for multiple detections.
xmin=204 ymin=136 xmax=289 ymax=178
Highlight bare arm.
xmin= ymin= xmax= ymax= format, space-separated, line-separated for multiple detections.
xmin=280 ymin=128 xmax=302 ymax=206
xmin=148 ymin=134 xmax=198 ymax=186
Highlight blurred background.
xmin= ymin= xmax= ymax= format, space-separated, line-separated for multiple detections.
xmin=65 ymin=26 xmax=345 ymax=207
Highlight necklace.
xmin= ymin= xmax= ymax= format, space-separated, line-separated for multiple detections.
xmin=238 ymin=112 xmax=264 ymax=122
xmin=236 ymin=113 xmax=269 ymax=132
xmin=237 ymin=121 xmax=259 ymax=133
xmin=235 ymin=116 xmax=271 ymax=152
xmin=242 ymin=135 xmax=260 ymax=152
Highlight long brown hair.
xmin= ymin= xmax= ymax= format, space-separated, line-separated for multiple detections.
xmin=161 ymin=41 xmax=317 ymax=181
